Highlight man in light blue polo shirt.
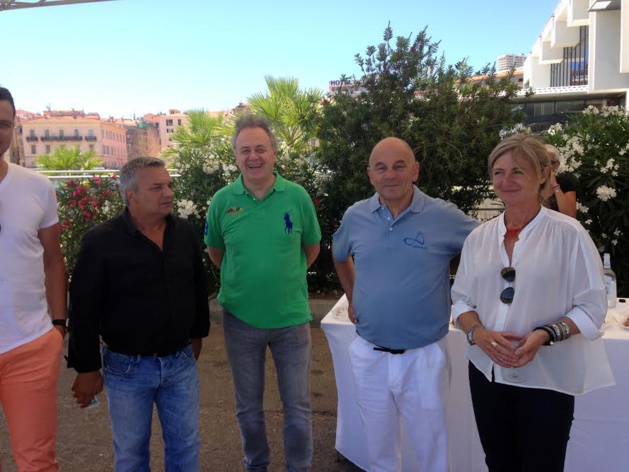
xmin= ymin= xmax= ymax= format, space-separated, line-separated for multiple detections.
xmin=333 ymin=137 xmax=478 ymax=472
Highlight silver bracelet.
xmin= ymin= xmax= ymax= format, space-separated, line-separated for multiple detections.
xmin=550 ymin=323 xmax=563 ymax=342
xmin=557 ymin=321 xmax=571 ymax=340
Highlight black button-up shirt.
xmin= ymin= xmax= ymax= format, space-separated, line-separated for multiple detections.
xmin=68 ymin=210 xmax=210 ymax=373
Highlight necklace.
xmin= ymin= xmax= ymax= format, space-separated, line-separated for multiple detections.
xmin=505 ymin=227 xmax=522 ymax=237
xmin=504 ymin=206 xmax=542 ymax=238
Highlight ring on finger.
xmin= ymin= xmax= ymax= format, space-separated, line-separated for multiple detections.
xmin=490 ymin=341 xmax=498 ymax=349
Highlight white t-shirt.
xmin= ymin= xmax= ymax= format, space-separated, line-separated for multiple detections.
xmin=452 ymin=207 xmax=615 ymax=395
xmin=0 ymin=163 xmax=59 ymax=353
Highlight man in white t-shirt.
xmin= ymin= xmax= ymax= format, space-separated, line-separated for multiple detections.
xmin=0 ymin=87 xmax=67 ymax=471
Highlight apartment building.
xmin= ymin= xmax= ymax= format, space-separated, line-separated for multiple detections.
xmin=115 ymin=117 xmax=161 ymax=160
xmin=497 ymin=53 xmax=526 ymax=72
xmin=517 ymin=0 xmax=628 ymax=130
xmin=143 ymin=109 xmax=188 ymax=152
xmin=19 ymin=110 xmax=128 ymax=168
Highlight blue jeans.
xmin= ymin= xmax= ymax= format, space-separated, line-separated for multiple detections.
xmin=102 ymin=345 xmax=200 ymax=472
xmin=223 ymin=311 xmax=313 ymax=472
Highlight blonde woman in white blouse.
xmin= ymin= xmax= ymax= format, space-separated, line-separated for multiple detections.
xmin=451 ymin=133 xmax=614 ymax=472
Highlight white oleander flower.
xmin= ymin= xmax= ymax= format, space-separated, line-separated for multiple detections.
xmin=576 ymin=202 xmax=589 ymax=213
xmin=598 ymin=158 xmax=616 ymax=174
xmin=596 ymin=185 xmax=617 ymax=202
xmin=499 ymin=123 xmax=531 ymax=139
xmin=583 ymin=105 xmax=599 ymax=116
xmin=202 ymin=162 xmax=219 ymax=174
xmin=601 ymin=106 xmax=620 ymax=118
xmin=176 ymin=199 xmax=198 ymax=219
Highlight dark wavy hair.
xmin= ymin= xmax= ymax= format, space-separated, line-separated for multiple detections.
xmin=0 ymin=87 xmax=16 ymax=117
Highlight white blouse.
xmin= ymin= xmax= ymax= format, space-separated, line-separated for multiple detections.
xmin=451 ymin=207 xmax=615 ymax=395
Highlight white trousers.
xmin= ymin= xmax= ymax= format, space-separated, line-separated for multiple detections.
xmin=348 ymin=335 xmax=449 ymax=472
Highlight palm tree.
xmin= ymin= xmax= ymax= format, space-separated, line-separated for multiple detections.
xmin=162 ymin=110 xmax=233 ymax=160
xmin=37 ymin=147 xmax=103 ymax=170
xmin=247 ymin=76 xmax=323 ymax=152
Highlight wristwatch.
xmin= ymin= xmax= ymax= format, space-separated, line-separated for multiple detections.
xmin=466 ymin=323 xmax=482 ymax=346
xmin=52 ymin=319 xmax=68 ymax=331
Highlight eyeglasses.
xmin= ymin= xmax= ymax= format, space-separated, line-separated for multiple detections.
xmin=500 ymin=266 xmax=516 ymax=304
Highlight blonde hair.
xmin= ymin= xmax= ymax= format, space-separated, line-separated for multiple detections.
xmin=488 ymin=133 xmax=550 ymax=201
xmin=545 ymin=144 xmax=560 ymax=162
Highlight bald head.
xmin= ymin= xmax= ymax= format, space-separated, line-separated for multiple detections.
xmin=367 ymin=137 xmax=419 ymax=213
xmin=369 ymin=137 xmax=415 ymax=167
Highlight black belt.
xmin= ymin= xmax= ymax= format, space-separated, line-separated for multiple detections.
xmin=105 ymin=344 xmax=185 ymax=357
xmin=373 ymin=346 xmax=406 ymax=355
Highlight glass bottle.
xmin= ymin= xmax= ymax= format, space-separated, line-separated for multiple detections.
xmin=603 ymin=253 xmax=617 ymax=308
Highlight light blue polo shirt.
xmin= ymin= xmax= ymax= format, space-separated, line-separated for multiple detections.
xmin=333 ymin=186 xmax=478 ymax=349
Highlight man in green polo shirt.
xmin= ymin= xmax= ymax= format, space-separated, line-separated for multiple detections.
xmin=204 ymin=114 xmax=321 ymax=472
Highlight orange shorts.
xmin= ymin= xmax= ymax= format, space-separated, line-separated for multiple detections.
xmin=0 ymin=328 xmax=63 ymax=472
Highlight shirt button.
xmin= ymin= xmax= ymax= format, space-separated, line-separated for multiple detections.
xmin=389 ymin=227 xmax=393 ymax=231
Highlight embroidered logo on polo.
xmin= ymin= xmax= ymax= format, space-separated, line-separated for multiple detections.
xmin=404 ymin=232 xmax=426 ymax=249
xmin=226 ymin=207 xmax=244 ymax=216
xmin=284 ymin=212 xmax=293 ymax=234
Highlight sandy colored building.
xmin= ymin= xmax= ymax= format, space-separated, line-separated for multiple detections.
xmin=115 ymin=117 xmax=161 ymax=160
xmin=19 ymin=110 xmax=128 ymax=169
xmin=143 ymin=109 xmax=189 ymax=152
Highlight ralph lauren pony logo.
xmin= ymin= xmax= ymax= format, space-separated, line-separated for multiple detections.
xmin=284 ymin=212 xmax=293 ymax=234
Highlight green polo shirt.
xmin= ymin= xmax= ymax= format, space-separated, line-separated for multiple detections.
xmin=205 ymin=173 xmax=321 ymax=328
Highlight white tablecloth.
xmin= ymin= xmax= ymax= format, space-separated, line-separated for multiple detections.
xmin=321 ymin=296 xmax=629 ymax=472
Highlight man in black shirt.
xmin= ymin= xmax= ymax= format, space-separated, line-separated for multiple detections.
xmin=68 ymin=157 xmax=210 ymax=472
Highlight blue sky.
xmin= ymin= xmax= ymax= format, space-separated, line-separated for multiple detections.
xmin=1 ymin=0 xmax=558 ymax=117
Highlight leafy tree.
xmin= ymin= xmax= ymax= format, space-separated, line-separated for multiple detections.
xmin=317 ymin=24 xmax=524 ymax=239
xmin=37 ymin=146 xmax=103 ymax=170
xmin=247 ymin=76 xmax=323 ymax=154
xmin=546 ymin=106 xmax=629 ymax=293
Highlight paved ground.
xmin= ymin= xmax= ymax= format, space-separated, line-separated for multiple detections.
xmin=0 ymin=297 xmax=364 ymax=471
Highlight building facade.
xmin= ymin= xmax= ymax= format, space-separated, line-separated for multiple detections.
xmin=497 ymin=53 xmax=526 ymax=72
xmin=18 ymin=110 xmax=128 ymax=168
xmin=518 ymin=0 xmax=628 ymax=130
xmin=143 ymin=109 xmax=189 ymax=152
xmin=116 ymin=118 xmax=161 ymax=160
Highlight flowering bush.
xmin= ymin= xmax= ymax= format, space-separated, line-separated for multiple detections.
xmin=498 ymin=123 xmax=532 ymax=139
xmin=546 ymin=106 xmax=629 ymax=293
xmin=56 ymin=175 xmax=125 ymax=274
xmin=170 ymin=136 xmax=324 ymax=295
